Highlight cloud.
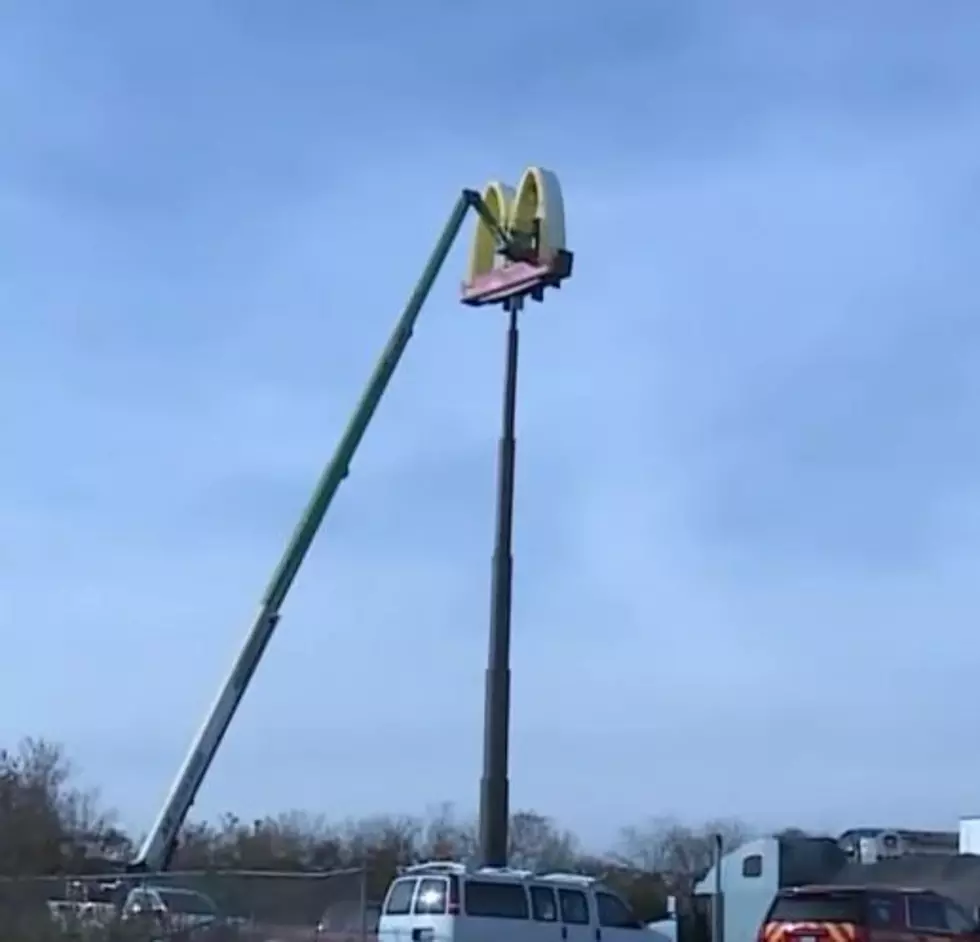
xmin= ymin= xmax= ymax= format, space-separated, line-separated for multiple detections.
xmin=2 ymin=1 xmax=980 ymax=849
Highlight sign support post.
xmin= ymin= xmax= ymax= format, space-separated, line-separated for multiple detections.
xmin=461 ymin=168 xmax=573 ymax=868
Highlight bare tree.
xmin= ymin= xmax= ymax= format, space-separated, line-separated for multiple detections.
xmin=0 ymin=738 xmax=130 ymax=876
xmin=421 ymin=802 xmax=477 ymax=861
xmin=616 ymin=816 xmax=753 ymax=882
xmin=508 ymin=811 xmax=580 ymax=871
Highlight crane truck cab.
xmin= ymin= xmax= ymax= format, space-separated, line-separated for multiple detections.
xmin=378 ymin=861 xmax=647 ymax=942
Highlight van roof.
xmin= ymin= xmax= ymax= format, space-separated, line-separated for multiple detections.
xmin=398 ymin=862 xmax=600 ymax=885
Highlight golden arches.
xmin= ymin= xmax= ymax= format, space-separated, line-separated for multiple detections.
xmin=466 ymin=166 xmax=567 ymax=281
xmin=467 ymin=181 xmax=515 ymax=284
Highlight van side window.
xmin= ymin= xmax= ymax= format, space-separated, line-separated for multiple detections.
xmin=742 ymin=855 xmax=762 ymax=878
xmin=596 ymin=892 xmax=640 ymax=928
xmin=559 ymin=889 xmax=590 ymax=925
xmin=414 ymin=878 xmax=448 ymax=915
xmin=384 ymin=879 xmax=417 ymax=916
xmin=907 ymin=896 xmax=949 ymax=932
xmin=464 ymin=881 xmax=529 ymax=919
xmin=531 ymin=887 xmax=558 ymax=922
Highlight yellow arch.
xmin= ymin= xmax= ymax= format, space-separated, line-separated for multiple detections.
xmin=467 ymin=180 xmax=514 ymax=279
xmin=512 ymin=166 xmax=566 ymax=255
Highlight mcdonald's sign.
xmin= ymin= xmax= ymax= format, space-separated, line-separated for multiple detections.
xmin=461 ymin=166 xmax=573 ymax=307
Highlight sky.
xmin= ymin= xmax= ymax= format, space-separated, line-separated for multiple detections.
xmin=2 ymin=1 xmax=980 ymax=852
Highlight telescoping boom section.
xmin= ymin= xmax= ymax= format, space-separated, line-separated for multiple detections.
xmin=131 ymin=189 xmax=516 ymax=873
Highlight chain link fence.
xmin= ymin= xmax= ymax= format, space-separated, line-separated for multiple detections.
xmin=0 ymin=867 xmax=380 ymax=942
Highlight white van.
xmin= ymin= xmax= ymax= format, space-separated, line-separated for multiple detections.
xmin=378 ymin=861 xmax=650 ymax=942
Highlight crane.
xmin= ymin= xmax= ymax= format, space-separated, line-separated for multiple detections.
xmin=129 ymin=187 xmax=519 ymax=873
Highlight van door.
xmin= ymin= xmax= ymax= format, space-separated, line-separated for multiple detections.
xmin=378 ymin=877 xmax=419 ymax=942
xmin=462 ymin=878 xmax=531 ymax=942
xmin=530 ymin=886 xmax=564 ymax=942
xmin=594 ymin=890 xmax=645 ymax=942
xmin=558 ymin=888 xmax=592 ymax=942
xmin=411 ymin=877 xmax=452 ymax=942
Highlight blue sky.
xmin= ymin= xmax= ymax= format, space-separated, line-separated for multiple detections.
xmin=3 ymin=1 xmax=980 ymax=849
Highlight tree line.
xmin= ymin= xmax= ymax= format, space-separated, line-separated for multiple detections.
xmin=0 ymin=738 xmax=759 ymax=920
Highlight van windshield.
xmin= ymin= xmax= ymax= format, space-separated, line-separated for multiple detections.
xmin=769 ymin=892 xmax=864 ymax=923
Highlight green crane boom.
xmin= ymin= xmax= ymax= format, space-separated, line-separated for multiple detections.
xmin=131 ymin=190 xmax=493 ymax=872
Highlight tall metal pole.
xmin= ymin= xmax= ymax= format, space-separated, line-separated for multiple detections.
xmin=479 ymin=297 xmax=521 ymax=868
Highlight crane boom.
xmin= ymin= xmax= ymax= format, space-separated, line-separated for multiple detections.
xmin=131 ymin=193 xmax=475 ymax=872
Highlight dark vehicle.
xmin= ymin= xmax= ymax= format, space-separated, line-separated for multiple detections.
xmin=120 ymin=886 xmax=237 ymax=942
xmin=760 ymin=885 xmax=980 ymax=942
